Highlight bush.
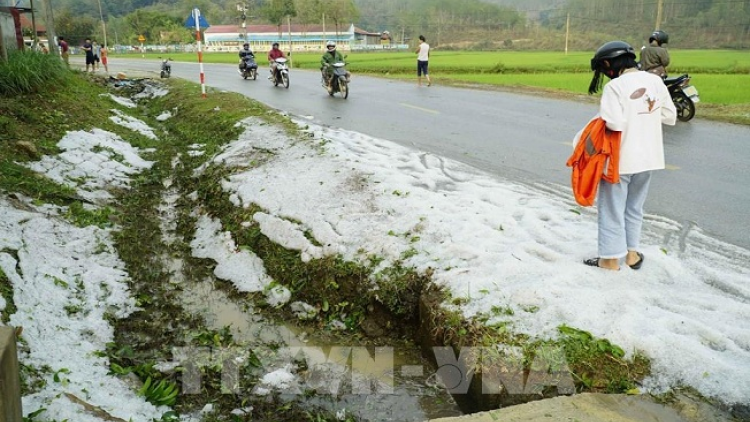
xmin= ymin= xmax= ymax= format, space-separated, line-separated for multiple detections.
xmin=0 ymin=50 xmax=68 ymax=96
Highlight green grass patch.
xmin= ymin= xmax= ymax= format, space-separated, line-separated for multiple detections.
xmin=0 ymin=267 xmax=15 ymax=324
xmin=0 ymin=50 xmax=69 ymax=96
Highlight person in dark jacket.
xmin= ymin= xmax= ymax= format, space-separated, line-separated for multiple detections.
xmin=640 ymin=30 xmax=670 ymax=78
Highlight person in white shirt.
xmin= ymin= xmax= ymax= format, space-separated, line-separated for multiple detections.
xmin=583 ymin=40 xmax=676 ymax=271
xmin=415 ymin=35 xmax=431 ymax=87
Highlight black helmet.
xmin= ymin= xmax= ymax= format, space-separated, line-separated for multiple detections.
xmin=243 ymin=42 xmax=249 ymax=48
xmin=649 ymin=30 xmax=669 ymax=45
xmin=272 ymin=42 xmax=279 ymax=48
xmin=590 ymin=40 xmax=636 ymax=71
xmin=588 ymin=41 xmax=637 ymax=94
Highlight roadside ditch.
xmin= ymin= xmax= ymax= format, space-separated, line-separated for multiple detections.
xmin=104 ymin=76 xmax=739 ymax=422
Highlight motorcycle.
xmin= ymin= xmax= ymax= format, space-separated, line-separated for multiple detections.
xmin=665 ymin=74 xmax=699 ymax=122
xmin=159 ymin=57 xmax=172 ymax=78
xmin=324 ymin=62 xmax=350 ymax=99
xmin=240 ymin=56 xmax=258 ymax=80
xmin=270 ymin=57 xmax=289 ymax=88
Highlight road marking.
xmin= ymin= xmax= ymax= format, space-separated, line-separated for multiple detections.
xmin=400 ymin=103 xmax=440 ymax=114
xmin=665 ymin=164 xmax=680 ymax=170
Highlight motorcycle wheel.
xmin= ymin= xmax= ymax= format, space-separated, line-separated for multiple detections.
xmin=674 ymin=92 xmax=695 ymax=122
xmin=160 ymin=70 xmax=166 ymax=78
xmin=243 ymin=71 xmax=248 ymax=80
xmin=282 ymin=73 xmax=290 ymax=89
xmin=339 ymin=79 xmax=348 ymax=99
xmin=251 ymin=69 xmax=257 ymax=80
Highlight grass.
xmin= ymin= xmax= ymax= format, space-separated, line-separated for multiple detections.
xmin=0 ymin=52 xmax=723 ymax=420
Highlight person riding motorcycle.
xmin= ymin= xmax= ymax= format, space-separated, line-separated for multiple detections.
xmin=320 ymin=41 xmax=350 ymax=89
xmin=640 ymin=30 xmax=670 ymax=78
xmin=238 ymin=42 xmax=255 ymax=73
xmin=267 ymin=42 xmax=286 ymax=79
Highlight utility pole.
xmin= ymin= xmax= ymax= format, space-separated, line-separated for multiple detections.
xmin=655 ymin=0 xmax=664 ymax=30
xmin=287 ymin=14 xmax=292 ymax=65
xmin=565 ymin=13 xmax=570 ymax=55
xmin=29 ymin=0 xmax=38 ymax=48
xmin=96 ymin=0 xmax=107 ymax=48
xmin=237 ymin=3 xmax=248 ymax=43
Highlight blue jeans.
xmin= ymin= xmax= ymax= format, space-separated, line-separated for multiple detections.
xmin=597 ymin=172 xmax=653 ymax=258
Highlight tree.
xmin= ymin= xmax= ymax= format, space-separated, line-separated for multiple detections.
xmin=262 ymin=0 xmax=297 ymax=37
xmin=321 ymin=0 xmax=357 ymax=36
xmin=55 ymin=10 xmax=98 ymax=46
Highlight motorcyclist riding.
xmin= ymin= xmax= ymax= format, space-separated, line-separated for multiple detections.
xmin=640 ymin=30 xmax=670 ymax=78
xmin=320 ymin=41 xmax=350 ymax=90
xmin=267 ymin=42 xmax=286 ymax=79
xmin=238 ymin=42 xmax=255 ymax=73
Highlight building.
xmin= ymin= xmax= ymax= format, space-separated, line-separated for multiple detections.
xmin=204 ymin=23 xmax=389 ymax=52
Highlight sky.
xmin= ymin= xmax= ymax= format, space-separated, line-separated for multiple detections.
xmin=1 ymin=88 xmax=749 ymax=421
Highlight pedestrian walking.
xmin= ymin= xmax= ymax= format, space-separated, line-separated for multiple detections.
xmin=58 ymin=36 xmax=70 ymax=67
xmin=415 ymin=35 xmax=431 ymax=87
xmin=580 ymin=40 xmax=676 ymax=271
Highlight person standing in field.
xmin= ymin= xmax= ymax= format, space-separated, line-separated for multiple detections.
xmin=415 ymin=35 xmax=431 ymax=87
xmin=582 ymin=40 xmax=676 ymax=271
xmin=58 ymin=37 xmax=70 ymax=67
xmin=99 ymin=44 xmax=109 ymax=73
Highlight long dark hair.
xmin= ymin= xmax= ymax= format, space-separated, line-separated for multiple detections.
xmin=588 ymin=55 xmax=638 ymax=94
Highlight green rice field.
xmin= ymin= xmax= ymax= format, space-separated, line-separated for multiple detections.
xmin=124 ymin=49 xmax=750 ymax=123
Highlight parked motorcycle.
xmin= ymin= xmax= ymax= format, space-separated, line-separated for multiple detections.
xmin=240 ymin=56 xmax=258 ymax=80
xmin=270 ymin=57 xmax=289 ymax=88
xmin=665 ymin=74 xmax=699 ymax=122
xmin=160 ymin=58 xmax=172 ymax=78
xmin=324 ymin=62 xmax=350 ymax=99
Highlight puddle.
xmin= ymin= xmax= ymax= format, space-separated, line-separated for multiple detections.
xmin=178 ymin=277 xmax=463 ymax=421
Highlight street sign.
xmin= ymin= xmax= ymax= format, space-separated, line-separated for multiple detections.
xmin=138 ymin=35 xmax=145 ymax=42
xmin=185 ymin=10 xmax=210 ymax=29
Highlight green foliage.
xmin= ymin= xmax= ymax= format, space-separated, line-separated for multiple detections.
xmin=557 ymin=324 xmax=648 ymax=393
xmin=139 ymin=376 xmax=180 ymax=407
xmin=0 ymin=268 xmax=15 ymax=323
xmin=64 ymin=202 xmax=115 ymax=228
xmin=0 ymin=51 xmax=69 ymax=96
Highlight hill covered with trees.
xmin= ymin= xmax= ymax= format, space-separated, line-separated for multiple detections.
xmin=22 ymin=0 xmax=750 ymax=50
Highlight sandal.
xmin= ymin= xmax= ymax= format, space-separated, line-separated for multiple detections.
xmin=583 ymin=257 xmax=620 ymax=271
xmin=628 ymin=252 xmax=644 ymax=270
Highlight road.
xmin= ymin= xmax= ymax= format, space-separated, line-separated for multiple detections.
xmin=105 ymin=58 xmax=750 ymax=250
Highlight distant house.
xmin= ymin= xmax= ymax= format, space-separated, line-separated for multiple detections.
xmin=203 ymin=23 xmax=386 ymax=52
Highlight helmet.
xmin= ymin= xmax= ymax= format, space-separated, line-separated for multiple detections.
xmin=272 ymin=42 xmax=279 ymax=48
xmin=243 ymin=42 xmax=249 ymax=48
xmin=588 ymin=41 xmax=637 ymax=94
xmin=590 ymin=40 xmax=636 ymax=71
xmin=649 ymin=30 xmax=668 ymax=45
xmin=326 ymin=40 xmax=336 ymax=50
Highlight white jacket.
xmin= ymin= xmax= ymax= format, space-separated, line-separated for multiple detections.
xmin=599 ymin=70 xmax=676 ymax=175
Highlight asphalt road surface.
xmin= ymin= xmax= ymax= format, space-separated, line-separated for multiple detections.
xmin=101 ymin=57 xmax=750 ymax=250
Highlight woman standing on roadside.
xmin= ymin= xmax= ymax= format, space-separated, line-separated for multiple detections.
xmin=582 ymin=41 xmax=676 ymax=271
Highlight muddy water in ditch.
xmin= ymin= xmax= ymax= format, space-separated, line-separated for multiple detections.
xmin=158 ymin=170 xmax=461 ymax=420
xmin=178 ymin=277 xmax=463 ymax=421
